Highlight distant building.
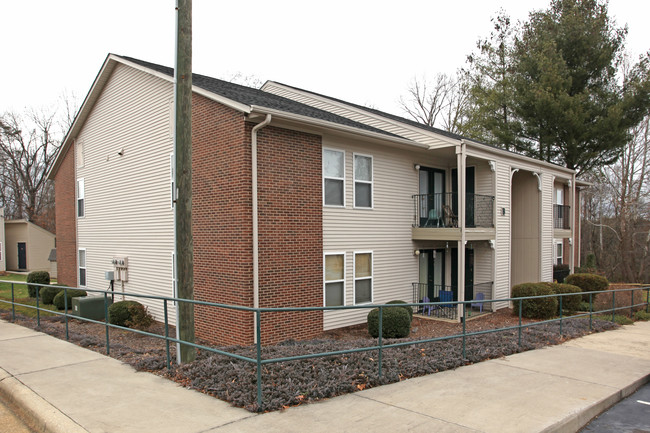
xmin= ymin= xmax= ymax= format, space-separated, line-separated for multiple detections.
xmin=0 ymin=208 xmax=5 ymax=273
xmin=4 ymin=220 xmax=56 ymax=273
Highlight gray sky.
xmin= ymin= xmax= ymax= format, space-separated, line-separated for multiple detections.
xmin=2 ymin=0 xmax=648 ymax=118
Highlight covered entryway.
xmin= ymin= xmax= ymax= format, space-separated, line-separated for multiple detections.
xmin=511 ymin=170 xmax=541 ymax=285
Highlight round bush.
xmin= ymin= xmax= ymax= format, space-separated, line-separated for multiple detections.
xmin=53 ymin=289 xmax=87 ymax=310
xmin=386 ymin=300 xmax=413 ymax=321
xmin=511 ymin=283 xmax=558 ymax=320
xmin=39 ymin=286 xmax=63 ymax=305
xmin=108 ymin=301 xmax=142 ymax=327
xmin=542 ymin=282 xmax=582 ymax=313
xmin=367 ymin=306 xmax=411 ymax=338
xmin=27 ymin=271 xmax=50 ymax=298
xmin=565 ymin=273 xmax=609 ymax=302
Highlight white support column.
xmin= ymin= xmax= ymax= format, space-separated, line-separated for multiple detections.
xmin=457 ymin=140 xmax=466 ymax=321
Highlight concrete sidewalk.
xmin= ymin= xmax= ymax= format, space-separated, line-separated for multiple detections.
xmin=0 ymin=320 xmax=648 ymax=433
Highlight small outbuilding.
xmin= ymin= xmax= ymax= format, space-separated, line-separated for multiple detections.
xmin=0 ymin=208 xmax=5 ymax=273
xmin=4 ymin=220 xmax=56 ymax=273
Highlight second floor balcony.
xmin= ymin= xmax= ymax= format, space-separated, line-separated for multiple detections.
xmin=553 ymin=204 xmax=571 ymax=230
xmin=413 ymin=192 xmax=495 ymax=229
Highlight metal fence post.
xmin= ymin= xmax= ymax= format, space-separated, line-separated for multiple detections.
xmin=104 ymin=292 xmax=110 ymax=355
xmin=612 ymin=290 xmax=616 ymax=323
xmin=11 ymin=283 xmax=15 ymax=321
xmin=518 ymin=299 xmax=522 ymax=348
xmin=164 ymin=299 xmax=171 ymax=372
xmin=646 ymin=288 xmax=649 ymax=314
xmin=256 ymin=310 xmax=263 ymax=410
xmin=630 ymin=289 xmax=634 ymax=318
xmin=559 ymin=295 xmax=563 ymax=336
xmin=36 ymin=285 xmax=40 ymax=327
xmin=589 ymin=293 xmax=593 ymax=331
xmin=378 ymin=306 xmax=383 ymax=378
xmin=64 ymin=287 xmax=69 ymax=340
xmin=462 ymin=302 xmax=467 ymax=361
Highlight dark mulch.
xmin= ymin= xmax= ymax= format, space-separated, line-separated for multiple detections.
xmin=0 ymin=310 xmax=618 ymax=413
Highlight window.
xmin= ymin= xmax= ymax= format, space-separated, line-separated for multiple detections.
xmin=354 ymin=154 xmax=372 ymax=208
xmin=555 ymin=241 xmax=563 ymax=265
xmin=78 ymin=249 xmax=87 ymax=287
xmin=555 ymin=187 xmax=563 ymax=205
xmin=77 ymin=178 xmax=85 ymax=218
xmin=354 ymin=252 xmax=372 ymax=304
xmin=323 ymin=149 xmax=345 ymax=206
xmin=324 ymin=253 xmax=345 ymax=306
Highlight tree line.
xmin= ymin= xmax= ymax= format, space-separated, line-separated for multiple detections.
xmin=399 ymin=0 xmax=650 ymax=282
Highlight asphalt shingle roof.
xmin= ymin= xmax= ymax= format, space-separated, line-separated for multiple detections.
xmin=117 ymin=55 xmax=403 ymax=139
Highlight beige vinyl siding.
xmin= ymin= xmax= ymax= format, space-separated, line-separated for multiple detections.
xmin=4 ymin=221 xmax=55 ymax=272
xmin=540 ymin=173 xmax=554 ymax=282
xmin=263 ymin=83 xmax=454 ymax=148
xmin=493 ymin=162 xmax=511 ymax=309
xmin=323 ymin=134 xmax=423 ymax=330
xmin=473 ymin=159 xmax=493 ymax=196
xmin=76 ymin=64 xmax=174 ymax=322
xmin=472 ymin=243 xmax=493 ymax=308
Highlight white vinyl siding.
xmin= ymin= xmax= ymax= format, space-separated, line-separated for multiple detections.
xmin=540 ymin=173 xmax=554 ymax=282
xmin=555 ymin=240 xmax=563 ymax=265
xmin=323 ymin=135 xmax=421 ymax=329
xmin=75 ymin=63 xmax=175 ymax=321
xmin=493 ymin=162 xmax=511 ymax=309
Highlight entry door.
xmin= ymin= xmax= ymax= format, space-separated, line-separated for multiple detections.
xmin=419 ymin=249 xmax=445 ymax=300
xmin=419 ymin=167 xmax=445 ymax=227
xmin=451 ymin=248 xmax=474 ymax=301
xmin=17 ymin=243 xmax=26 ymax=270
xmin=452 ymin=167 xmax=476 ymax=227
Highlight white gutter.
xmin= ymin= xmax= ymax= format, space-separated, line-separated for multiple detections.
xmin=251 ymin=114 xmax=272 ymax=342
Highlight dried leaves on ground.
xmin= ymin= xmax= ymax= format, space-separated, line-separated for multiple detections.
xmin=1 ymin=310 xmax=618 ymax=412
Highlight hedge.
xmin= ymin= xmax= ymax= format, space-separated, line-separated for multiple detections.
xmin=565 ymin=273 xmax=609 ymax=302
xmin=367 ymin=305 xmax=411 ymax=338
xmin=511 ymin=283 xmax=557 ymax=320
xmin=53 ymin=289 xmax=87 ymax=310
xmin=541 ymin=282 xmax=582 ymax=313
xmin=27 ymin=271 xmax=50 ymax=298
xmin=39 ymin=286 xmax=63 ymax=305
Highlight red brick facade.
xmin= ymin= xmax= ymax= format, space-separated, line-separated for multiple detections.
xmin=53 ymin=144 xmax=77 ymax=286
xmin=192 ymin=94 xmax=323 ymax=345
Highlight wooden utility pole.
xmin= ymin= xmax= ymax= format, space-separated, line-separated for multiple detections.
xmin=175 ymin=0 xmax=195 ymax=363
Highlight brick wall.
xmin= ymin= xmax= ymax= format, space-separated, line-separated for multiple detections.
xmin=191 ymin=94 xmax=323 ymax=345
xmin=53 ymin=144 xmax=77 ymax=286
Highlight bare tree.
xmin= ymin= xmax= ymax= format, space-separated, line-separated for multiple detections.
xmin=0 ymin=106 xmax=66 ymax=232
xmin=399 ymin=72 xmax=470 ymax=134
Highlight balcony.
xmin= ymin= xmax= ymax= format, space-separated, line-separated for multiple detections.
xmin=411 ymin=282 xmax=494 ymax=320
xmin=553 ymin=204 xmax=571 ymax=230
xmin=412 ymin=193 xmax=495 ymax=241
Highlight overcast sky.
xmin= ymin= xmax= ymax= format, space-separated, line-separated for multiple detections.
xmin=2 ymin=0 xmax=648 ymax=118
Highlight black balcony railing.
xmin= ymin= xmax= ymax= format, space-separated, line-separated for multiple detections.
xmin=411 ymin=281 xmax=494 ymax=320
xmin=413 ymin=193 xmax=494 ymax=228
xmin=554 ymin=204 xmax=571 ymax=229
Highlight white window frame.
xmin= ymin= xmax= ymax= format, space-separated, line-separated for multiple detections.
xmin=555 ymin=186 xmax=564 ymax=205
xmin=77 ymin=178 xmax=85 ymax=218
xmin=353 ymin=250 xmax=373 ymax=305
xmin=353 ymin=153 xmax=373 ymax=209
xmin=78 ymin=248 xmax=87 ymax=287
xmin=324 ymin=252 xmax=346 ymax=307
xmin=555 ymin=240 xmax=563 ymax=265
xmin=323 ymin=148 xmax=345 ymax=208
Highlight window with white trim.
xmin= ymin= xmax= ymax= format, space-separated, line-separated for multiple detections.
xmin=555 ymin=187 xmax=563 ymax=205
xmin=354 ymin=252 xmax=372 ymax=304
xmin=324 ymin=253 xmax=345 ymax=306
xmin=354 ymin=154 xmax=372 ymax=208
xmin=78 ymin=249 xmax=87 ymax=287
xmin=323 ymin=149 xmax=345 ymax=206
xmin=555 ymin=241 xmax=563 ymax=265
xmin=77 ymin=178 xmax=85 ymax=218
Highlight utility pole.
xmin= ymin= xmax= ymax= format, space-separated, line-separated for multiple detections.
xmin=174 ymin=0 xmax=195 ymax=363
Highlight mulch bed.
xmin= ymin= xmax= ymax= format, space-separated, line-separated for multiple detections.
xmin=1 ymin=309 xmax=618 ymax=412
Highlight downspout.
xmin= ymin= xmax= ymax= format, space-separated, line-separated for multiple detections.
xmin=570 ymin=173 xmax=576 ymax=272
xmin=251 ymin=114 xmax=272 ymax=342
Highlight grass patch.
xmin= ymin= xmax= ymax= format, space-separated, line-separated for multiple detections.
xmin=0 ymin=274 xmax=58 ymax=318
xmin=593 ymin=314 xmax=634 ymax=325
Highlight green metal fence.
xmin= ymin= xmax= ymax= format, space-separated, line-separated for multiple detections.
xmin=1 ymin=280 xmax=648 ymax=409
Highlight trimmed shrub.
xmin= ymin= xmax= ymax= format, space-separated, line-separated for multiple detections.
xmin=27 ymin=271 xmax=50 ymax=298
xmin=367 ymin=306 xmax=411 ymax=338
xmin=386 ymin=300 xmax=413 ymax=321
xmin=511 ymin=283 xmax=558 ymax=320
xmin=542 ymin=282 xmax=582 ymax=313
xmin=53 ymin=289 xmax=87 ymax=310
xmin=125 ymin=303 xmax=154 ymax=330
xmin=565 ymin=273 xmax=609 ymax=302
xmin=552 ymin=264 xmax=570 ymax=283
xmin=108 ymin=301 xmax=144 ymax=327
xmin=39 ymin=286 xmax=64 ymax=305
xmin=634 ymin=311 xmax=650 ymax=321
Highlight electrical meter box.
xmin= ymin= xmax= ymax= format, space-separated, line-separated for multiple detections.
xmin=71 ymin=296 xmax=112 ymax=320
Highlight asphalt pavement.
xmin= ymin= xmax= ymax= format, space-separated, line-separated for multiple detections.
xmin=580 ymin=382 xmax=650 ymax=432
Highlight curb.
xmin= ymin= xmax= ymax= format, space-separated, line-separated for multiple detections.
xmin=541 ymin=373 xmax=650 ymax=433
xmin=0 ymin=368 xmax=88 ymax=433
